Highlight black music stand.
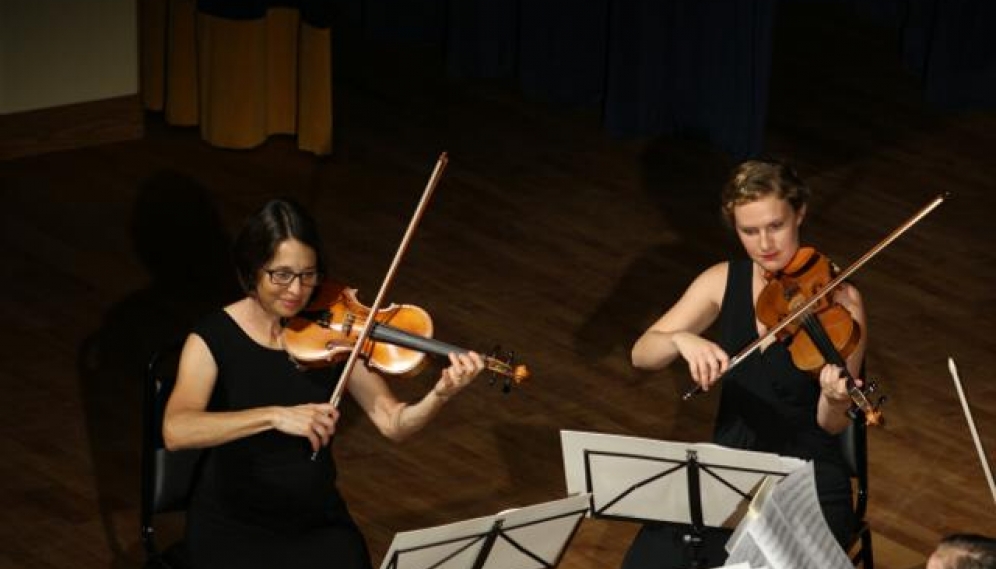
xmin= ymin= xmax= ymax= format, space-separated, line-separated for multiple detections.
xmin=560 ymin=430 xmax=806 ymax=569
xmin=379 ymin=494 xmax=590 ymax=569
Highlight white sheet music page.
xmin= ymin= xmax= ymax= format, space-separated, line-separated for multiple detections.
xmin=725 ymin=462 xmax=851 ymax=569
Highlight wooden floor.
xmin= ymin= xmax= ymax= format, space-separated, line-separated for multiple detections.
xmin=2 ymin=5 xmax=994 ymax=569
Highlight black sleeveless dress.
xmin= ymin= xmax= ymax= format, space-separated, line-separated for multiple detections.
xmin=621 ymin=259 xmax=854 ymax=569
xmin=184 ymin=310 xmax=372 ymax=569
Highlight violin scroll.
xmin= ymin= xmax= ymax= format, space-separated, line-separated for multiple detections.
xmin=485 ymin=345 xmax=530 ymax=392
xmin=847 ymin=378 xmax=886 ymax=427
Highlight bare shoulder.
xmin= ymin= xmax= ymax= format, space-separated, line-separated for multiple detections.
xmin=832 ymin=280 xmax=865 ymax=323
xmin=648 ymin=261 xmax=729 ymax=335
xmin=167 ymin=333 xmax=219 ymax=413
xmin=179 ymin=329 xmax=222 ymax=382
xmin=691 ymin=262 xmax=729 ymax=306
xmin=181 ymin=331 xmax=213 ymax=362
xmin=834 ymin=280 xmax=864 ymax=308
xmin=838 ymin=280 xmax=862 ymax=298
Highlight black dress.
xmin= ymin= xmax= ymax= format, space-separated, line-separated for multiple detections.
xmin=184 ymin=310 xmax=372 ymax=569
xmin=621 ymin=259 xmax=854 ymax=569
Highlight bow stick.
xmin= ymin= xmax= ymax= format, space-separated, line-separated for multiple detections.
xmin=683 ymin=192 xmax=948 ymax=400
xmin=327 ymin=152 xmax=449 ymax=409
xmin=306 ymin=153 xmax=449 ymax=459
xmin=947 ymin=357 xmax=996 ymax=507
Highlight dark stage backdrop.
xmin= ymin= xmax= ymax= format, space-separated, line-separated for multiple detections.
xmin=325 ymin=0 xmax=994 ymax=159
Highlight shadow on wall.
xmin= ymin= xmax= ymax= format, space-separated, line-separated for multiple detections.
xmin=573 ymin=136 xmax=735 ymax=365
xmin=76 ymin=172 xmax=240 ymax=568
xmin=570 ymin=135 xmax=736 ymax=441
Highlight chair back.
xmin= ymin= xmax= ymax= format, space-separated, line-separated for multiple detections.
xmin=140 ymin=343 xmax=203 ymax=558
xmin=840 ymin=408 xmax=874 ymax=567
xmin=840 ymin=410 xmax=869 ymax=520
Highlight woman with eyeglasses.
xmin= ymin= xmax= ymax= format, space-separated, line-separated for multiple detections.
xmin=163 ymin=198 xmax=485 ymax=569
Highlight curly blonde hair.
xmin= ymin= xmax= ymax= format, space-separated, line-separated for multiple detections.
xmin=721 ymin=159 xmax=810 ymax=225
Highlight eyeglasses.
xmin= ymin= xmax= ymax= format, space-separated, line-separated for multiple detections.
xmin=263 ymin=269 xmax=321 ymax=287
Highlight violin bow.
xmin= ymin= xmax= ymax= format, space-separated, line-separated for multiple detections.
xmin=683 ymin=192 xmax=949 ymax=400
xmin=947 ymin=357 xmax=996 ymax=507
xmin=327 ymin=153 xmax=449 ymax=410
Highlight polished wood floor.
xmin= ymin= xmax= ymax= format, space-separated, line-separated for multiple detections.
xmin=2 ymin=5 xmax=994 ymax=569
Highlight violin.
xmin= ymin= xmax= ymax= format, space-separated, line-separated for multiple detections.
xmin=755 ymin=247 xmax=885 ymax=425
xmin=682 ymin=193 xmax=948 ymax=422
xmin=281 ymin=280 xmax=530 ymax=389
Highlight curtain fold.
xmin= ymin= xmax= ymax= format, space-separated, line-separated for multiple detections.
xmin=603 ymin=1 xmax=776 ymax=158
xmin=904 ymin=0 xmax=996 ymax=109
xmin=336 ymin=0 xmax=994 ymax=159
xmin=441 ymin=0 xmax=776 ymax=158
xmin=140 ymin=0 xmax=333 ymax=155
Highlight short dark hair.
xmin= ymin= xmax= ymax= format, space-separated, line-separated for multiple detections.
xmin=937 ymin=534 xmax=996 ymax=569
xmin=232 ymin=198 xmax=325 ymax=294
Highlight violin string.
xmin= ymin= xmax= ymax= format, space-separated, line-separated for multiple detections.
xmin=800 ymin=310 xmax=875 ymax=412
xmin=800 ymin=311 xmax=846 ymax=369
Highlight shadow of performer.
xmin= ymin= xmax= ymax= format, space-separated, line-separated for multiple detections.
xmin=77 ymin=172 xmax=240 ymax=568
xmin=574 ymin=137 xmax=734 ymax=360
xmin=573 ymin=136 xmax=735 ymax=439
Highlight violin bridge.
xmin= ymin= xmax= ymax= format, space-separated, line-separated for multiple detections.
xmin=343 ymin=312 xmax=355 ymax=337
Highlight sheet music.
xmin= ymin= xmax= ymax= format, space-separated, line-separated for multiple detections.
xmin=560 ymin=430 xmax=805 ymax=526
xmin=725 ymin=463 xmax=851 ymax=569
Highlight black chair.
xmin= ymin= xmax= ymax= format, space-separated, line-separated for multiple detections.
xmin=841 ymin=410 xmax=874 ymax=568
xmin=141 ymin=344 xmax=202 ymax=569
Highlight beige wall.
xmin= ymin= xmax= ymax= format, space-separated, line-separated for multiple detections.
xmin=0 ymin=0 xmax=138 ymax=114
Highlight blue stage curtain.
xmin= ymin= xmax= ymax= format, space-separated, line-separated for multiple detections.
xmin=331 ymin=0 xmax=994 ymax=158
xmin=903 ymin=0 xmax=996 ymax=109
xmin=786 ymin=0 xmax=996 ymax=110
xmin=443 ymin=0 xmax=777 ymax=158
xmin=602 ymin=1 xmax=776 ymax=159
xmin=448 ymin=1 xmax=612 ymax=107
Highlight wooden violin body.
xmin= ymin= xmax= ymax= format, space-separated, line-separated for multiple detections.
xmin=281 ymin=280 xmax=530 ymax=387
xmin=283 ymin=281 xmax=432 ymax=376
xmin=756 ymin=247 xmax=861 ymax=372
xmin=756 ymin=247 xmax=884 ymax=425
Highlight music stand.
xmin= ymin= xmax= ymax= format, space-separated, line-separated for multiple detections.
xmin=379 ymin=494 xmax=590 ymax=569
xmin=560 ymin=430 xmax=806 ymax=568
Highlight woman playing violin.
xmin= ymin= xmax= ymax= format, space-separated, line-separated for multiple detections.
xmin=163 ymin=198 xmax=485 ymax=569
xmin=623 ymin=158 xmax=866 ymax=568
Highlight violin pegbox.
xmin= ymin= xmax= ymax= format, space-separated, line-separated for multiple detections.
xmin=484 ymin=345 xmax=530 ymax=393
xmin=846 ymin=377 xmax=887 ymax=427
xmin=864 ymin=378 xmax=887 ymax=419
